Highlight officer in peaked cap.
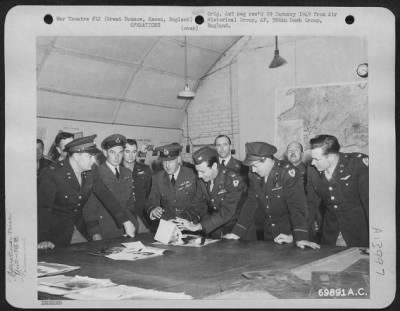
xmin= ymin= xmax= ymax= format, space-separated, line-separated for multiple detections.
xmin=101 ymin=134 xmax=127 ymax=150
xmin=83 ymin=133 xmax=139 ymax=241
xmin=156 ymin=143 xmax=183 ymax=161
xmin=37 ymin=134 xmax=136 ymax=250
xmin=146 ymin=143 xmax=206 ymax=225
xmin=226 ymin=141 xmax=320 ymax=250
xmin=242 ymin=141 xmax=278 ymax=165
xmin=307 ymin=134 xmax=369 ymax=247
xmin=175 ymin=145 xmax=247 ymax=238
xmin=64 ymin=134 xmax=100 ymax=155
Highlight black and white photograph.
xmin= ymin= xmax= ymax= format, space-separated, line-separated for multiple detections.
xmin=4 ymin=5 xmax=396 ymax=308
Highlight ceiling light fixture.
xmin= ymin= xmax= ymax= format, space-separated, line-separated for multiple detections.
xmin=178 ymin=36 xmax=195 ymax=99
xmin=269 ymin=35 xmax=287 ymax=69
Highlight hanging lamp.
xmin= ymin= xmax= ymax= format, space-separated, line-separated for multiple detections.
xmin=269 ymin=35 xmax=287 ymax=69
xmin=178 ymin=36 xmax=195 ymax=99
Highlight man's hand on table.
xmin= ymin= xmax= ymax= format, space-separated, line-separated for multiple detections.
xmin=296 ymin=240 xmax=320 ymax=250
xmin=222 ymin=233 xmax=240 ymax=240
xmin=273 ymin=233 xmax=293 ymax=244
xmin=123 ymin=220 xmax=136 ymax=238
xmin=38 ymin=241 xmax=55 ymax=250
xmin=92 ymin=233 xmax=102 ymax=241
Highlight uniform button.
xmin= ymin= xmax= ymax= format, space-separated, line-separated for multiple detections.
xmin=213 ymin=206 xmax=217 ymax=210
xmin=277 ymin=195 xmax=280 ymax=198
xmin=77 ymin=203 xmax=81 ymax=207
xmin=266 ymin=205 xmax=269 ymax=209
xmin=65 ymin=195 xmax=68 ymax=198
xmin=345 ymin=183 xmax=349 ymax=186
xmin=328 ymin=187 xmax=333 ymax=191
xmin=74 ymin=209 xmax=78 ymax=212
xmin=100 ymin=216 xmax=103 ymax=219
xmin=265 ymin=196 xmax=268 ymax=199
xmin=212 ymin=199 xmax=215 ymax=202
xmin=78 ymin=195 xmax=82 ymax=199
xmin=334 ymin=205 xmax=338 ymax=209
xmin=331 ymin=196 xmax=335 ymax=200
xmin=268 ymin=215 xmax=271 ymax=218
xmin=271 ymin=224 xmax=275 ymax=227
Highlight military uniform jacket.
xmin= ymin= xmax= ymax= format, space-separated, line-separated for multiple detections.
xmin=146 ymin=166 xmax=206 ymax=222
xmin=83 ymin=163 xmax=138 ymax=239
xmin=220 ymin=156 xmax=249 ymax=185
xmin=199 ymin=168 xmax=247 ymax=235
xmin=130 ymin=161 xmax=152 ymax=227
xmin=232 ymin=160 xmax=309 ymax=241
xmin=306 ymin=152 xmax=369 ymax=247
xmin=37 ymin=159 xmax=129 ymax=246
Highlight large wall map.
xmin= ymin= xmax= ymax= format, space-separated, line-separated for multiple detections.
xmin=275 ymin=82 xmax=368 ymax=158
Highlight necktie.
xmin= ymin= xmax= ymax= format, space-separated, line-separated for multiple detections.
xmin=221 ymin=160 xmax=225 ymax=167
xmin=209 ymin=180 xmax=214 ymax=192
xmin=170 ymin=175 xmax=176 ymax=186
xmin=115 ymin=167 xmax=120 ymax=179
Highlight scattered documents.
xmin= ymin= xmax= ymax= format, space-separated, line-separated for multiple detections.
xmin=88 ymin=241 xmax=167 ymax=261
xmin=38 ymin=275 xmax=115 ymax=295
xmin=63 ymin=284 xmax=192 ymax=300
xmin=38 ymin=262 xmax=80 ymax=277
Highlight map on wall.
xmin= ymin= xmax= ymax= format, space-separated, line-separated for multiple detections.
xmin=275 ymin=82 xmax=368 ymax=158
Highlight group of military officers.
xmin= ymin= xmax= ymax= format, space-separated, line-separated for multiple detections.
xmin=37 ymin=133 xmax=369 ymax=250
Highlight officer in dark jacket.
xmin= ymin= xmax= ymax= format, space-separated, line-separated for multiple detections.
xmin=37 ymin=135 xmax=136 ymax=250
xmin=307 ymin=134 xmax=369 ymax=247
xmin=146 ymin=143 xmax=206 ymax=225
xmin=83 ymin=134 xmax=139 ymax=241
xmin=215 ymin=134 xmax=249 ymax=184
xmin=122 ymin=139 xmax=153 ymax=232
xmin=175 ymin=146 xmax=247 ymax=238
xmin=226 ymin=142 xmax=319 ymax=249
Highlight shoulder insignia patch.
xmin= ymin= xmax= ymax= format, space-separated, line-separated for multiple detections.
xmin=362 ymin=157 xmax=369 ymax=167
xmin=233 ymin=179 xmax=239 ymax=187
xmin=288 ymin=168 xmax=295 ymax=177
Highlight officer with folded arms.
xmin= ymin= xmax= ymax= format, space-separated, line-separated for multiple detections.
xmin=224 ymin=141 xmax=319 ymax=249
xmin=37 ymin=134 xmax=136 ymax=250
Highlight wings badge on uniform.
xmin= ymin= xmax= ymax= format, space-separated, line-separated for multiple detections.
xmin=233 ymin=179 xmax=239 ymax=187
xmin=288 ymin=168 xmax=296 ymax=177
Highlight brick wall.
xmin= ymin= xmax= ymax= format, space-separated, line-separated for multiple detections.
xmin=181 ymin=64 xmax=242 ymax=163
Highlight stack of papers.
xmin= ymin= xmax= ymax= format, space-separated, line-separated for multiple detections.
xmin=63 ymin=284 xmax=192 ymax=300
xmin=38 ymin=275 xmax=115 ymax=295
xmin=89 ymin=241 xmax=167 ymax=261
xmin=38 ymin=262 xmax=80 ymax=277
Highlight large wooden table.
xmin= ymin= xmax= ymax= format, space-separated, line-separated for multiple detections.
xmin=38 ymin=233 xmax=369 ymax=299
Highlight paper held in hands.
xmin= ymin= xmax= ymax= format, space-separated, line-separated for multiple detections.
xmin=154 ymin=219 xmax=220 ymax=247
